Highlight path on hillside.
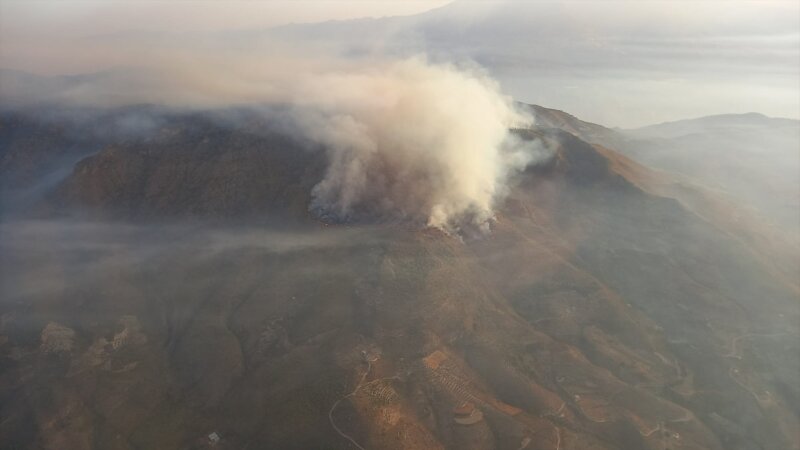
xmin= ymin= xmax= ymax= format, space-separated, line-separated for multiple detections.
xmin=329 ymin=353 xmax=399 ymax=450
xmin=328 ymin=360 xmax=372 ymax=450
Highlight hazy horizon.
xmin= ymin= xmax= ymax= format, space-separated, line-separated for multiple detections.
xmin=1 ymin=0 xmax=798 ymax=128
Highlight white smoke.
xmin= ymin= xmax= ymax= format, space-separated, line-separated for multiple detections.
xmin=0 ymin=44 xmax=549 ymax=233
xmin=291 ymin=58 xmax=543 ymax=233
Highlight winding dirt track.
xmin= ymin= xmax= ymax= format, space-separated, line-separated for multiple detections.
xmin=328 ymin=361 xmax=372 ymax=450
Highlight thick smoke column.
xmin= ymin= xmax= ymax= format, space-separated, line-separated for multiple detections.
xmin=0 ymin=45 xmax=547 ymax=232
xmin=293 ymin=58 xmax=539 ymax=233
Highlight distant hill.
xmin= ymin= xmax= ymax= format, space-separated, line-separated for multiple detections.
xmin=629 ymin=112 xmax=799 ymax=139
xmin=621 ymin=113 xmax=800 ymax=233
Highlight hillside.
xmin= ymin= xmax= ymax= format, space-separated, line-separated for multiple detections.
xmin=0 ymin=107 xmax=798 ymax=450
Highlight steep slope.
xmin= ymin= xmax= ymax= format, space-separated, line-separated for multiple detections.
xmin=592 ymin=143 xmax=800 ymax=291
xmin=0 ymin=111 xmax=99 ymax=212
xmin=0 ymin=106 xmax=180 ymax=213
xmin=521 ymin=104 xmax=625 ymax=149
xmin=524 ymin=104 xmax=800 ymax=284
xmin=54 ymin=116 xmax=324 ymax=221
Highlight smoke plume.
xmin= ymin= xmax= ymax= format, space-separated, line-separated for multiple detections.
xmin=1 ymin=47 xmax=548 ymax=233
xmin=291 ymin=58 xmax=540 ymax=233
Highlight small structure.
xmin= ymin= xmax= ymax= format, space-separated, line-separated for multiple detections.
xmin=453 ymin=402 xmax=484 ymax=426
xmin=208 ymin=432 xmax=221 ymax=446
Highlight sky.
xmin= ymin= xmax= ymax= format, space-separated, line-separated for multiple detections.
xmin=0 ymin=1 xmax=450 ymax=73
xmin=0 ymin=1 xmax=450 ymax=35
xmin=1 ymin=0 xmax=798 ymax=127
